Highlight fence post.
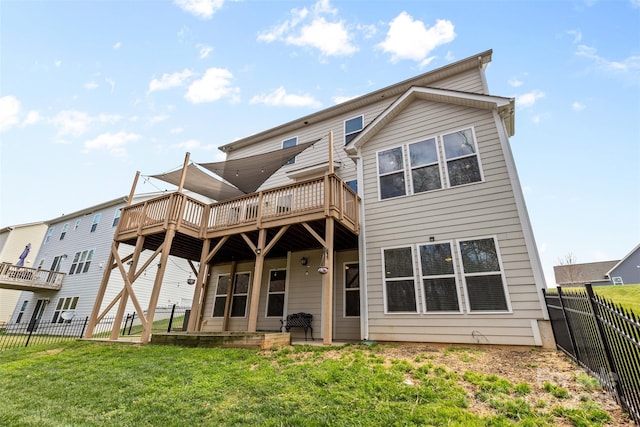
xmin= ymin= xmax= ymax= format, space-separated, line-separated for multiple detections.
xmin=80 ymin=316 xmax=89 ymax=338
xmin=167 ymin=304 xmax=176 ymax=333
xmin=584 ymin=283 xmax=623 ymax=404
xmin=128 ymin=313 xmax=135 ymax=335
xmin=25 ymin=325 xmax=35 ymax=348
xmin=556 ymin=286 xmax=579 ymax=359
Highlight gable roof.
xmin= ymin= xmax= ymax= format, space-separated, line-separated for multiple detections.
xmin=344 ymin=86 xmax=514 ymax=155
xmin=219 ymin=50 xmax=494 ymax=153
xmin=607 ymin=243 xmax=640 ymax=276
xmin=553 ymin=260 xmax=619 ymax=285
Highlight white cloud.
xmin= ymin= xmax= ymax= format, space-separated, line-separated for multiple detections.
xmin=51 ymin=110 xmax=121 ymax=137
xmin=173 ymin=0 xmax=224 ymax=19
xmin=576 ymin=44 xmax=640 ymax=78
xmin=185 ymin=67 xmax=239 ymax=104
xmin=85 ymin=81 xmax=99 ymax=90
xmin=508 ymin=78 xmax=523 ymax=88
xmin=517 ymin=90 xmax=545 ymax=108
xmin=148 ymin=69 xmax=194 ymax=93
xmin=51 ymin=110 xmax=93 ymax=136
xmin=376 ymin=12 xmax=455 ymax=66
xmin=249 ymin=86 xmax=321 ymax=108
xmin=0 ymin=96 xmax=21 ymax=131
xmin=106 ymin=78 xmax=116 ymax=92
xmin=54 ymin=60 xmax=62 ymax=68
xmin=332 ymin=95 xmax=357 ymax=104
xmin=83 ymin=131 xmax=141 ymax=158
xmin=286 ymin=17 xmax=357 ymax=56
xmin=113 ymin=41 xmax=122 ymax=49
xmin=23 ymin=111 xmax=42 ymax=126
xmin=197 ymin=44 xmax=213 ymax=59
xmin=258 ymin=0 xmax=356 ymax=57
xmin=149 ymin=115 xmax=170 ymax=124
xmin=632 ymin=0 xmax=640 ymax=8
xmin=572 ymin=101 xmax=586 ymax=111
xmin=170 ymin=127 xmax=184 ymax=134
xmin=171 ymin=139 xmax=216 ymax=150
xmin=565 ymin=29 xmax=582 ymax=43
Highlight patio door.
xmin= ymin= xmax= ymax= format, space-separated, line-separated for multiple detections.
xmin=27 ymin=298 xmax=48 ymax=332
xmin=333 ymin=261 xmax=361 ymax=341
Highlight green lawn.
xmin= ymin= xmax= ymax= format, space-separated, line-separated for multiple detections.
xmin=0 ymin=341 xmax=620 ymax=426
xmin=594 ymin=284 xmax=640 ymax=315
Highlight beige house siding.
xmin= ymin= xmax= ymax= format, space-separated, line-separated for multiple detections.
xmin=0 ymin=222 xmax=48 ymax=323
xmin=359 ymin=97 xmax=544 ymax=346
xmin=333 ymin=249 xmax=360 ymax=341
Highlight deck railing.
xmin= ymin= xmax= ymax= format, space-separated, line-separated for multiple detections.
xmin=0 ymin=262 xmax=65 ymax=291
xmin=117 ymin=174 xmax=359 ymax=239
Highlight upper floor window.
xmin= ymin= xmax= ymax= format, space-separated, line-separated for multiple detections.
xmin=377 ymin=146 xmax=406 ymax=199
xmin=442 ymin=128 xmax=482 ymax=187
xmin=409 ymin=138 xmax=442 ymax=193
xmin=112 ymin=209 xmax=121 ymax=227
xmin=60 ymin=223 xmax=69 ymax=240
xmin=377 ymin=127 xmax=483 ymax=201
xmin=90 ymin=214 xmax=101 ymax=233
xmin=73 ymin=219 xmax=81 ymax=230
xmin=344 ymin=115 xmax=363 ymax=144
xmin=44 ymin=227 xmax=55 ymax=244
xmin=282 ymin=137 xmax=297 ymax=165
xmin=69 ymin=249 xmax=94 ymax=275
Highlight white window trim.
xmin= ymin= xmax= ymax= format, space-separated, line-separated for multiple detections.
xmin=265 ymin=268 xmax=287 ymax=318
xmin=381 ymin=245 xmax=419 ymax=314
xmin=90 ymin=213 xmax=101 ymax=233
xmin=343 ymin=261 xmax=360 ymax=318
xmin=417 ymin=240 xmax=463 ymax=314
xmin=44 ymin=227 xmax=55 ymax=244
xmin=212 ymin=273 xmax=230 ymax=317
xmin=441 ymin=126 xmax=485 ymax=188
xmin=457 ymin=235 xmax=512 ymax=314
xmin=376 ymin=145 xmax=408 ymax=201
xmin=230 ymin=271 xmax=251 ymax=318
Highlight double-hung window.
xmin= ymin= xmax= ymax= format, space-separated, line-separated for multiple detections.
xmin=266 ymin=270 xmax=286 ymax=317
xmin=69 ymin=249 xmax=94 ymax=275
xmin=90 ymin=213 xmax=101 ymax=233
xmin=282 ymin=137 xmax=297 ymax=165
xmin=344 ymin=115 xmax=363 ymax=144
xmin=212 ymin=272 xmax=251 ymax=318
xmin=419 ymin=242 xmax=460 ymax=312
xmin=60 ymin=223 xmax=69 ymax=240
xmin=52 ymin=296 xmax=79 ymax=323
xmin=112 ymin=209 xmax=121 ymax=227
xmin=383 ymin=247 xmax=417 ymax=313
xmin=409 ymin=138 xmax=442 ymax=193
xmin=459 ymin=237 xmax=509 ymax=312
xmin=377 ymin=146 xmax=406 ymax=199
xmin=44 ymin=227 xmax=55 ymax=244
xmin=442 ymin=128 xmax=482 ymax=187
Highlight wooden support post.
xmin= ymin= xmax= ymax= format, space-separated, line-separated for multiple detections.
xmin=178 ymin=152 xmax=190 ymax=193
xmin=247 ymin=228 xmax=267 ymax=332
xmin=109 ymin=235 xmax=144 ymax=340
xmin=188 ymin=238 xmax=210 ymax=332
xmin=84 ymin=242 xmax=119 ymax=338
xmin=140 ymin=228 xmax=176 ymax=343
xmin=323 ymin=216 xmax=335 ymax=345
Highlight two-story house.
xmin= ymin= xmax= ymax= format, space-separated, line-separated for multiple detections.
xmin=85 ymin=50 xmax=552 ymax=347
xmin=3 ymin=194 xmax=196 ymax=333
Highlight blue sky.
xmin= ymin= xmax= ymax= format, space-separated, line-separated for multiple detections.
xmin=1 ymin=0 xmax=639 ymax=286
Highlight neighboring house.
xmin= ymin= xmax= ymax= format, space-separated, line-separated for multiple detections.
xmin=3 ymin=194 xmax=195 ymax=332
xmin=607 ymin=244 xmax=640 ymax=285
xmin=554 ymin=261 xmax=619 ymax=287
xmin=0 ymin=222 xmax=48 ymax=322
xmin=86 ymin=50 xmax=553 ymax=347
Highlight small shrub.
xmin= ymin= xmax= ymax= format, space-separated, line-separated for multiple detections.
xmin=514 ymin=382 xmax=531 ymax=395
xmin=544 ymin=381 xmax=570 ymax=399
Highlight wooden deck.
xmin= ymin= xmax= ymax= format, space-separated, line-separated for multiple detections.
xmin=115 ymin=174 xmax=359 ymax=248
xmin=0 ymin=262 xmax=64 ymax=291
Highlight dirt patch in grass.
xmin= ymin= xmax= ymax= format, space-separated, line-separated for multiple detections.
xmin=372 ymin=342 xmax=633 ymax=425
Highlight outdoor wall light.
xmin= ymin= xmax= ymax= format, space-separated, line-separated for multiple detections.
xmin=300 ymin=257 xmax=308 ymax=266
xmin=255 ymin=248 xmax=261 ymax=254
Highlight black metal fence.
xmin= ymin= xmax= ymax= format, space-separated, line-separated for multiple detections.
xmin=543 ymin=284 xmax=640 ymax=424
xmin=0 ymin=304 xmax=190 ymax=352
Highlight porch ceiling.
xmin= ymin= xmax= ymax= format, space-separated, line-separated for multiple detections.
xmin=121 ymin=220 xmax=358 ymax=264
